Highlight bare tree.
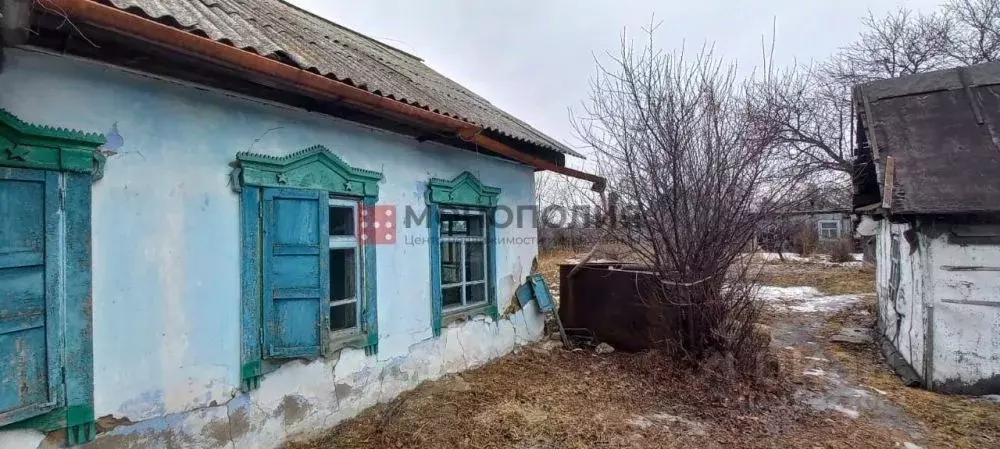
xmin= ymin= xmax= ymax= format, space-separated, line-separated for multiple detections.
xmin=944 ymin=0 xmax=1000 ymax=65
xmin=750 ymin=65 xmax=855 ymax=175
xmin=753 ymin=8 xmax=949 ymax=180
xmin=828 ymin=8 xmax=952 ymax=84
xmin=751 ymin=1 xmax=996 ymax=180
xmin=535 ymin=171 xmax=603 ymax=251
xmin=574 ymin=28 xmax=807 ymax=365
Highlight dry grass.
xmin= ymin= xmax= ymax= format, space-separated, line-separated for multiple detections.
xmin=536 ymin=248 xmax=576 ymax=283
xmin=287 ymin=347 xmax=903 ymax=449
xmin=286 ymin=250 xmax=998 ymax=449
xmin=759 ymin=264 xmax=875 ymax=295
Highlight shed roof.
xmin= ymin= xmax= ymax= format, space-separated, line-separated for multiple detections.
xmin=855 ymin=62 xmax=1000 ymax=214
xmin=99 ymin=0 xmax=581 ymax=158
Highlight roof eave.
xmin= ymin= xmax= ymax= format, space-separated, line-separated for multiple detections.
xmin=44 ymin=0 xmax=604 ymax=191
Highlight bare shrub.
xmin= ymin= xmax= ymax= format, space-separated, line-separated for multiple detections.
xmin=792 ymin=224 xmax=818 ymax=257
xmin=574 ymin=27 xmax=806 ymax=371
xmin=830 ymin=236 xmax=856 ymax=263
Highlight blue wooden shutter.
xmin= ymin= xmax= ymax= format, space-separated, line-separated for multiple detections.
xmin=262 ymin=188 xmax=329 ymax=358
xmin=0 ymin=168 xmax=63 ymax=426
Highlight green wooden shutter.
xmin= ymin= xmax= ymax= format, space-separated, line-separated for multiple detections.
xmin=0 ymin=168 xmax=63 ymax=426
xmin=262 ymin=188 xmax=329 ymax=359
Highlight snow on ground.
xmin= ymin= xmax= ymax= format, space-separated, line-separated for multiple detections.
xmin=756 ymin=252 xmax=811 ymax=262
xmin=757 ymin=286 xmax=864 ymax=313
xmin=754 ymin=252 xmax=865 ymax=268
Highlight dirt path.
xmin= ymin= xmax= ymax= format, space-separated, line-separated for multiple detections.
xmin=764 ymin=289 xmax=924 ymax=444
xmin=759 ymin=269 xmax=1000 ymax=449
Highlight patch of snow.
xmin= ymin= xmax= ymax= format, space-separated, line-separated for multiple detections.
xmin=789 ymin=295 xmax=862 ymax=312
xmin=901 ymin=442 xmax=924 ymax=449
xmin=978 ymin=394 xmax=1000 ymax=404
xmin=752 ymin=252 xmax=866 ymax=267
xmin=803 ymin=368 xmax=827 ymax=377
xmin=833 ymin=405 xmax=860 ymax=419
xmin=850 ymin=388 xmax=871 ymax=398
xmin=864 ymin=385 xmax=888 ymax=396
xmin=755 ymin=252 xmax=810 ymax=262
xmin=758 ymin=285 xmax=823 ymax=299
xmin=564 ymin=258 xmax=618 ymax=265
xmin=804 ymin=357 xmax=829 ymax=362
xmin=627 ymin=415 xmax=654 ymax=429
xmin=758 ymin=286 xmax=863 ymax=313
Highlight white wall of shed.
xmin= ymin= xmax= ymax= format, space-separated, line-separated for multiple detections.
xmin=925 ymin=222 xmax=1000 ymax=393
xmin=875 ymin=220 xmax=927 ymax=379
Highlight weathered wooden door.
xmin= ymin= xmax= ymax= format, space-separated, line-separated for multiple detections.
xmin=0 ymin=167 xmax=62 ymax=426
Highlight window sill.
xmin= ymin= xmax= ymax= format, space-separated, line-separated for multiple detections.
xmin=442 ymin=303 xmax=493 ymax=326
xmin=328 ymin=331 xmax=369 ymax=352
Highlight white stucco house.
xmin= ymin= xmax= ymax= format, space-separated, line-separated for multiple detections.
xmin=0 ymin=0 xmax=602 ymax=447
xmin=853 ymin=63 xmax=1000 ymax=395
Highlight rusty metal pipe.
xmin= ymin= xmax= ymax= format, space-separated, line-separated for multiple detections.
xmin=45 ymin=0 xmax=605 ymax=191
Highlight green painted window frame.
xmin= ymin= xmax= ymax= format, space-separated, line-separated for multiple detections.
xmin=0 ymin=109 xmax=104 ymax=445
xmin=232 ymin=146 xmax=383 ymax=391
xmin=426 ymin=172 xmax=500 ymax=337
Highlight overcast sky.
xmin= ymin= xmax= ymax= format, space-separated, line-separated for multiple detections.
xmin=287 ymin=0 xmax=940 ymax=166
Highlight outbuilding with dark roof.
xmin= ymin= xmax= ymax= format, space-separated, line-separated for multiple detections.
xmin=853 ymin=62 xmax=1000 ymax=396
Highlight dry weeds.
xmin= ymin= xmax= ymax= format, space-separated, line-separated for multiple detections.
xmin=286 ymin=250 xmax=998 ymax=449
xmin=759 ymin=264 xmax=875 ymax=295
xmin=286 ymin=347 xmax=903 ymax=449
xmin=536 ymin=248 xmax=576 ymax=284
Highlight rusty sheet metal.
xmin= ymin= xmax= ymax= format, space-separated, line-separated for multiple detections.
xmin=97 ymin=0 xmax=580 ymax=158
xmin=558 ymin=263 xmax=668 ymax=352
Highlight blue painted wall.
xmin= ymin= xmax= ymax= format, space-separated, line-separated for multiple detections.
xmin=0 ymin=48 xmax=539 ymax=422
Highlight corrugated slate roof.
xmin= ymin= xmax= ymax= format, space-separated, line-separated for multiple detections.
xmin=855 ymin=62 xmax=1000 ymax=214
xmin=101 ymin=0 xmax=581 ymax=157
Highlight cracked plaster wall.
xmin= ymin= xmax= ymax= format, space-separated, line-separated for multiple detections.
xmin=0 ymin=48 xmax=545 ymax=447
xmin=875 ymin=220 xmax=927 ymax=379
xmin=877 ymin=220 xmax=1000 ymax=394
xmin=922 ymin=223 xmax=1000 ymax=394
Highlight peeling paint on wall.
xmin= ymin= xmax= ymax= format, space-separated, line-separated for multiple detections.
xmin=0 ymin=47 xmax=544 ymax=447
xmin=877 ymin=219 xmax=1000 ymax=394
xmin=70 ymin=309 xmax=540 ymax=449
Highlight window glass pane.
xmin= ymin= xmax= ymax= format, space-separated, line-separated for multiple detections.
xmin=441 ymin=213 xmax=484 ymax=237
xmin=441 ymin=241 xmax=462 ymax=284
xmin=466 ymin=283 xmax=486 ymax=304
xmin=331 ymin=302 xmax=357 ymax=331
xmin=466 ymin=215 xmax=484 ymax=236
xmin=442 ymin=286 xmax=462 ymax=308
xmin=820 ymin=222 xmax=838 ymax=230
xmin=330 ymin=206 xmax=355 ymax=236
xmin=330 ymin=249 xmax=357 ymax=301
xmin=465 ymin=243 xmax=485 ymax=282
